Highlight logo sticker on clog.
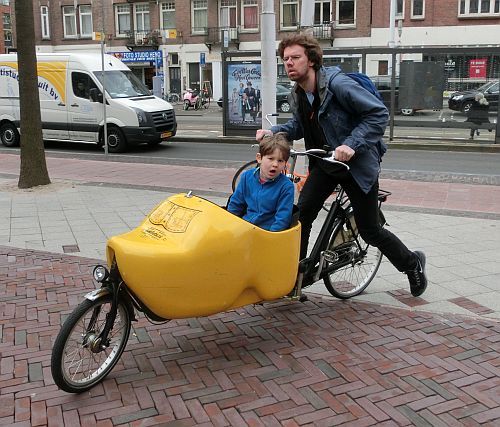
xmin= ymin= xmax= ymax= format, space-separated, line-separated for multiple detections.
xmin=148 ymin=201 xmax=200 ymax=233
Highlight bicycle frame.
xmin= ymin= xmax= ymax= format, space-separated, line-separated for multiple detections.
xmin=291 ymin=187 xmax=346 ymax=297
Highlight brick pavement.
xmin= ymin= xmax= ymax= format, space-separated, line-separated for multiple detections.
xmin=1 ymin=151 xmax=500 ymax=425
xmin=1 ymin=246 xmax=499 ymax=426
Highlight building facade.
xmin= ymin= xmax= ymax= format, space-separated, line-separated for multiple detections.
xmin=0 ymin=0 xmax=12 ymax=53
xmin=7 ymin=1 xmax=500 ymax=99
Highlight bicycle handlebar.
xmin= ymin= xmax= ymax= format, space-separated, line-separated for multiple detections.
xmin=290 ymin=149 xmax=350 ymax=171
xmin=262 ymin=113 xmax=350 ymax=171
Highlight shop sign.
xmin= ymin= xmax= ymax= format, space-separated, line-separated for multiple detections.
xmin=469 ymin=58 xmax=487 ymax=79
xmin=110 ymin=51 xmax=162 ymax=65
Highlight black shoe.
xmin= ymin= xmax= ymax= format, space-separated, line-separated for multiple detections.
xmin=405 ymin=251 xmax=428 ymax=297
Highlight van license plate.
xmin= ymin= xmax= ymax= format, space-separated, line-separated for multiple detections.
xmin=161 ymin=131 xmax=172 ymax=139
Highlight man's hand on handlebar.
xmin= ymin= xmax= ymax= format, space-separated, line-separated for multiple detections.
xmin=256 ymin=129 xmax=273 ymax=141
xmin=334 ymin=144 xmax=355 ymax=162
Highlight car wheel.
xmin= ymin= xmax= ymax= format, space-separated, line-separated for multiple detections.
xmin=462 ymin=101 xmax=473 ymax=114
xmin=279 ymin=101 xmax=291 ymax=113
xmin=400 ymin=108 xmax=414 ymax=116
xmin=102 ymin=127 xmax=127 ymax=153
xmin=0 ymin=122 xmax=20 ymax=147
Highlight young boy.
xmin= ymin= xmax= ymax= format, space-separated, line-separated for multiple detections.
xmin=227 ymin=133 xmax=295 ymax=231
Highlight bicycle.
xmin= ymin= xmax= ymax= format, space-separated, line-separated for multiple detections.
xmin=50 ymin=149 xmax=390 ymax=394
xmin=163 ymin=92 xmax=180 ymax=104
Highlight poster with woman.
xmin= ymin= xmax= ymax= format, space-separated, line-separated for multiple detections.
xmin=225 ymin=61 xmax=262 ymax=128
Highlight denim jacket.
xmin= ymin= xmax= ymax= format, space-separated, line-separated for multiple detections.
xmin=271 ymin=66 xmax=389 ymax=194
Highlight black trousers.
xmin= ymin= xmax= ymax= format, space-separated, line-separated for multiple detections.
xmin=297 ymin=165 xmax=416 ymax=272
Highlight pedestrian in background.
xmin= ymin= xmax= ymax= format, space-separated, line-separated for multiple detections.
xmin=466 ymin=92 xmax=490 ymax=139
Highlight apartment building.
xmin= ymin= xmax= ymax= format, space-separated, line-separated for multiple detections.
xmin=8 ymin=1 xmax=374 ymax=99
xmin=8 ymin=1 xmax=500 ymax=99
xmin=370 ymin=0 xmax=500 ymax=86
xmin=0 ymin=0 xmax=12 ymax=53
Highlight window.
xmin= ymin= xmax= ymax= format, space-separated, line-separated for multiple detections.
xmin=41 ymin=6 xmax=50 ymax=38
xmin=134 ymin=3 xmax=150 ymax=32
xmin=314 ymin=0 xmax=331 ymax=24
xmin=281 ymin=0 xmax=299 ymax=29
xmin=242 ymin=0 xmax=258 ymax=30
xmin=337 ymin=0 xmax=355 ymax=26
xmin=79 ymin=5 xmax=93 ymax=37
xmin=411 ymin=0 xmax=424 ymax=18
xmin=72 ymin=72 xmax=98 ymax=100
xmin=459 ymin=0 xmax=500 ymax=15
xmin=115 ymin=4 xmax=131 ymax=36
xmin=62 ymin=6 xmax=77 ymax=38
xmin=220 ymin=0 xmax=237 ymax=27
xmin=191 ymin=0 xmax=207 ymax=34
xmin=396 ymin=0 xmax=404 ymax=18
xmin=3 ymin=13 xmax=11 ymax=43
xmin=161 ymin=2 xmax=175 ymax=30
xmin=2 ymin=12 xmax=10 ymax=27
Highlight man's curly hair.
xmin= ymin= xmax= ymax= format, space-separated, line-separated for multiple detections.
xmin=278 ymin=33 xmax=323 ymax=71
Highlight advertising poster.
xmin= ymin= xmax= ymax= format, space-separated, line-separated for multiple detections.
xmin=225 ymin=61 xmax=262 ymax=131
xmin=469 ymin=58 xmax=487 ymax=79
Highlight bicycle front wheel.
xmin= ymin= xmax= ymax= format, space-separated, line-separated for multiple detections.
xmin=51 ymin=295 xmax=131 ymax=393
xmin=322 ymin=217 xmax=382 ymax=299
xmin=232 ymin=160 xmax=258 ymax=192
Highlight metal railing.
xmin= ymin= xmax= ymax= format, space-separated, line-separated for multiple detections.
xmin=206 ymin=26 xmax=240 ymax=45
xmin=125 ymin=30 xmax=160 ymax=47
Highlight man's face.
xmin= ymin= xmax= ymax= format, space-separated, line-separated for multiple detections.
xmin=282 ymin=45 xmax=314 ymax=84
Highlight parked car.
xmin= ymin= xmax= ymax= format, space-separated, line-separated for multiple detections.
xmin=217 ymin=84 xmax=292 ymax=113
xmin=448 ymin=80 xmax=499 ymax=113
xmin=369 ymin=75 xmax=415 ymax=116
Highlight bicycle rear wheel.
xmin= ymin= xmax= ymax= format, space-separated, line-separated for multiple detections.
xmin=322 ymin=214 xmax=383 ymax=299
xmin=232 ymin=160 xmax=258 ymax=192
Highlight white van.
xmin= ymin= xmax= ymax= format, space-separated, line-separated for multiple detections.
xmin=0 ymin=53 xmax=177 ymax=153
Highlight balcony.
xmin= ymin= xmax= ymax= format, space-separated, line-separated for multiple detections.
xmin=125 ymin=30 xmax=160 ymax=51
xmin=312 ymin=23 xmax=335 ymax=45
xmin=205 ymin=26 xmax=240 ymax=51
xmin=281 ymin=23 xmax=335 ymax=46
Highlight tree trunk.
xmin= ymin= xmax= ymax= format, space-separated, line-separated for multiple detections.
xmin=14 ymin=0 xmax=51 ymax=189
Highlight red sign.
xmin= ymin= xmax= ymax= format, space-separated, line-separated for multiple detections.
xmin=469 ymin=59 xmax=487 ymax=79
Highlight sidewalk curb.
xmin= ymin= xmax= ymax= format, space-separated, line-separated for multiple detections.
xmin=171 ymin=135 xmax=500 ymax=152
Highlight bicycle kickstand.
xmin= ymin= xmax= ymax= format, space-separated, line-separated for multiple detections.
xmin=289 ymin=260 xmax=309 ymax=302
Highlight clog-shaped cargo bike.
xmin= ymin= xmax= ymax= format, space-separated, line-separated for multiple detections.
xmin=50 ymin=150 xmax=389 ymax=393
xmin=51 ymin=193 xmax=302 ymax=393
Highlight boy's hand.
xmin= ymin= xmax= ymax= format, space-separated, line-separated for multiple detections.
xmin=256 ymin=129 xmax=272 ymax=141
xmin=335 ymin=145 xmax=355 ymax=162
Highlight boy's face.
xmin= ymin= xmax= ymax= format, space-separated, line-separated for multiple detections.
xmin=256 ymin=148 xmax=287 ymax=181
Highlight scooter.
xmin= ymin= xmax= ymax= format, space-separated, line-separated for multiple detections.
xmin=183 ymin=88 xmax=210 ymax=110
xmin=182 ymin=88 xmax=200 ymax=110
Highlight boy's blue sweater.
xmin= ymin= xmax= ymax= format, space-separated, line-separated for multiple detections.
xmin=227 ymin=168 xmax=294 ymax=231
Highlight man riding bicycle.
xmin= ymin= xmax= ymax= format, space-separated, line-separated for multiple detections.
xmin=256 ymin=33 xmax=428 ymax=297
